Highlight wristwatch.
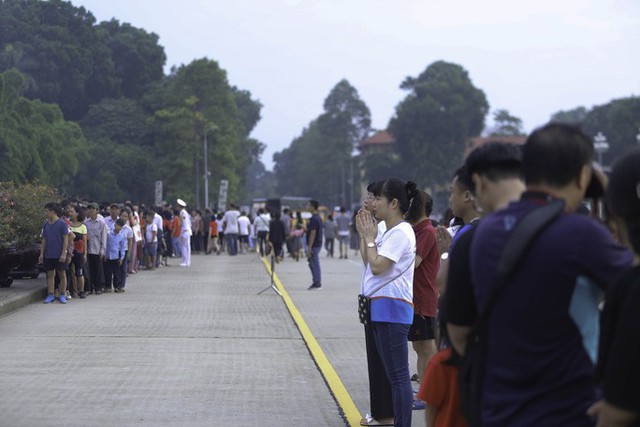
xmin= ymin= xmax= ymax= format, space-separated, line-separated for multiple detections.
xmin=366 ymin=241 xmax=375 ymax=248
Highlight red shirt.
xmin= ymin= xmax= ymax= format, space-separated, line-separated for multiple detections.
xmin=412 ymin=219 xmax=439 ymax=317
xmin=171 ymin=216 xmax=181 ymax=238
xmin=417 ymin=348 xmax=467 ymax=427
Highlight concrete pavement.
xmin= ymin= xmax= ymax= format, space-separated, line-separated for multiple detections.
xmin=0 ymin=250 xmax=426 ymax=427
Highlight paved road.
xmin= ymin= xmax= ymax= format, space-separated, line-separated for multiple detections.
xmin=0 ymin=250 xmax=426 ymax=427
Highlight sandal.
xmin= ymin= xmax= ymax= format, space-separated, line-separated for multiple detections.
xmin=360 ymin=413 xmax=394 ymax=426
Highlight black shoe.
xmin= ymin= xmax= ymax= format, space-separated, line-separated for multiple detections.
xmin=79 ymin=292 xmax=87 ymax=299
xmin=308 ymin=284 xmax=322 ymax=290
xmin=114 ymin=288 xmax=120 ymax=293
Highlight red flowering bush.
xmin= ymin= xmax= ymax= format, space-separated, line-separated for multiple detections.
xmin=0 ymin=182 xmax=61 ymax=249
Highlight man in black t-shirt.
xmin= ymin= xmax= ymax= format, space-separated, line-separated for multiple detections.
xmin=307 ymin=200 xmax=323 ymax=290
xmin=444 ymin=142 xmax=525 ymax=345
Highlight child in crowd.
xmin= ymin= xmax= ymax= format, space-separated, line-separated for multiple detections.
xmin=104 ymin=218 xmax=127 ymax=293
xmin=144 ymin=211 xmax=158 ymax=270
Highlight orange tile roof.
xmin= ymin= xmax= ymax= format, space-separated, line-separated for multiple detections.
xmin=360 ymin=130 xmax=396 ymax=146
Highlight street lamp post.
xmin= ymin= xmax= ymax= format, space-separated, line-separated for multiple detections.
xmin=593 ymin=131 xmax=609 ymax=165
xmin=204 ymin=125 xmax=217 ymax=209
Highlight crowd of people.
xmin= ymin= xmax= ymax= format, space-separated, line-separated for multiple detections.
xmin=35 ymin=122 xmax=639 ymax=427
xmin=355 ymin=123 xmax=639 ymax=427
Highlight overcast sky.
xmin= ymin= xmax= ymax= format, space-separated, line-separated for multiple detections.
xmin=71 ymin=0 xmax=640 ymax=169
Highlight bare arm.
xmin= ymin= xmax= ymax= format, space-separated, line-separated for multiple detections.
xmin=60 ymin=233 xmax=69 ymax=261
xmin=436 ymin=258 xmax=449 ymax=295
xmin=447 ymin=323 xmax=471 ymax=356
xmin=415 ymin=254 xmax=424 ymax=269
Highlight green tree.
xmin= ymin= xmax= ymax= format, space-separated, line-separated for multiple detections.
xmin=96 ymin=19 xmax=166 ymax=100
xmin=490 ymin=109 xmax=524 ymax=136
xmin=0 ymin=0 xmax=118 ymax=120
xmin=389 ymin=61 xmax=489 ymax=188
xmin=0 ymin=68 xmax=89 ymax=188
xmin=144 ymin=59 xmax=263 ymax=207
xmin=273 ymin=79 xmax=370 ymax=208
xmin=580 ymin=97 xmax=640 ymax=165
xmin=550 ymin=106 xmax=588 ymax=124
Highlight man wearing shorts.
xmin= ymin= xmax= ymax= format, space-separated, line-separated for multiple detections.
xmin=39 ymin=203 xmax=70 ymax=304
xmin=408 ymin=192 xmax=440 ymax=410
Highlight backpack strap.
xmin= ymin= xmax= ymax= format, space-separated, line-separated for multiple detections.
xmin=474 ymin=199 xmax=566 ymax=329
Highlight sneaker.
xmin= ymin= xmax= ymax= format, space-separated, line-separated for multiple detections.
xmin=308 ymin=284 xmax=322 ymax=290
xmin=43 ymin=294 xmax=55 ymax=304
xmin=71 ymin=292 xmax=79 ymax=299
xmin=95 ymin=289 xmax=102 ymax=295
xmin=412 ymin=399 xmax=426 ymax=410
xmin=58 ymin=295 xmax=67 ymax=304
xmin=114 ymin=288 xmax=120 ymax=293
xmin=79 ymin=292 xmax=87 ymax=299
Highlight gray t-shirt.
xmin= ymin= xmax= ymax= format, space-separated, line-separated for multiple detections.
xmin=336 ymin=215 xmax=350 ymax=235
xmin=323 ymin=221 xmax=336 ymax=239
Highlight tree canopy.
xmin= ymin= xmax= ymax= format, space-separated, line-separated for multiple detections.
xmin=388 ymin=61 xmax=489 ymax=189
xmin=0 ymin=68 xmax=89 ymax=188
xmin=273 ymin=79 xmax=370 ymax=208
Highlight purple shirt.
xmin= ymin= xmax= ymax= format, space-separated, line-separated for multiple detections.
xmin=42 ymin=218 xmax=69 ymax=259
xmin=470 ymin=194 xmax=632 ymax=426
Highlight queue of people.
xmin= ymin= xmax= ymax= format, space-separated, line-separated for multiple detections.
xmin=357 ymin=123 xmax=639 ymax=427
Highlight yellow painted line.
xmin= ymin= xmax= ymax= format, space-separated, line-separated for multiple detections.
xmin=261 ymin=256 xmax=362 ymax=427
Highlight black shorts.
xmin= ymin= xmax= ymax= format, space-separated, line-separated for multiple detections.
xmin=408 ymin=314 xmax=437 ymax=341
xmin=72 ymin=252 xmax=85 ymax=277
xmin=43 ymin=258 xmax=68 ymax=272
xmin=239 ymin=235 xmax=249 ymax=244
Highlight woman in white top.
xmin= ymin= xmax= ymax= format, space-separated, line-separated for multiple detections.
xmin=357 ymin=178 xmax=418 ymax=427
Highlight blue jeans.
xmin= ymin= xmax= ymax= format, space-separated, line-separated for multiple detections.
xmin=308 ymin=246 xmax=321 ymax=285
xmin=226 ymin=233 xmax=238 ymax=256
xmin=172 ymin=237 xmax=181 ymax=257
xmin=371 ymin=321 xmax=412 ymax=427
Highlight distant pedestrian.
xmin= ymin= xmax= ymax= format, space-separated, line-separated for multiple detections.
xmin=253 ymin=208 xmax=271 ymax=256
xmin=223 ymin=204 xmax=240 ymax=256
xmin=238 ymin=211 xmax=251 ymax=254
xmin=104 ymin=218 xmax=127 ymax=293
xmin=307 ymin=200 xmax=323 ymax=290
xmin=143 ymin=211 xmax=158 ymax=270
xmin=40 ymin=203 xmax=70 ymax=304
xmin=177 ymin=199 xmax=192 ymax=267
xmin=84 ymin=202 xmax=108 ymax=294
xmin=68 ymin=205 xmax=88 ymax=299
xmin=267 ymin=211 xmax=286 ymax=263
xmin=336 ymin=208 xmax=350 ymax=259
xmin=171 ymin=209 xmax=182 ymax=258
xmin=323 ymin=215 xmax=336 ymax=257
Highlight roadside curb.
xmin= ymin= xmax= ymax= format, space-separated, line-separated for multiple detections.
xmin=0 ymin=285 xmax=47 ymax=318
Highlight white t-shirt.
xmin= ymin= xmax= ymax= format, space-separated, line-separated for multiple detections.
xmin=238 ymin=215 xmax=250 ymax=236
xmin=153 ymin=213 xmax=163 ymax=232
xmin=361 ymin=221 xmax=415 ymax=303
xmin=180 ymin=209 xmax=192 ymax=237
xmin=253 ymin=213 xmax=271 ymax=233
xmin=145 ymin=223 xmax=158 ymax=243
xmin=223 ymin=210 xmax=240 ymax=234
